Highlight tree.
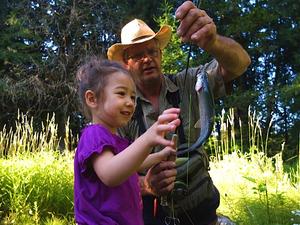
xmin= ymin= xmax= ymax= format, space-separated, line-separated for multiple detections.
xmin=0 ymin=0 xmax=299 ymax=156
xmin=0 ymin=0 xmax=170 ymax=144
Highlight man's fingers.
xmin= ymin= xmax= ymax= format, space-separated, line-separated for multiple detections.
xmin=149 ymin=172 xmax=177 ymax=195
xmin=182 ymin=13 xmax=213 ymax=39
xmin=175 ymin=1 xmax=196 ymax=20
xmin=146 ymin=161 xmax=177 ymax=196
xmin=151 ymin=161 xmax=176 ymax=174
xmin=175 ymin=1 xmax=217 ymax=48
xmin=156 ymin=178 xmax=176 ymax=194
xmin=177 ymin=7 xmax=202 ymax=37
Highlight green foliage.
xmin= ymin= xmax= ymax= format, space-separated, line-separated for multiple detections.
xmin=155 ymin=1 xmax=186 ymax=75
xmin=0 ymin=1 xmax=42 ymax=69
xmin=281 ymin=73 xmax=300 ymax=117
xmin=156 ymin=0 xmax=213 ymax=75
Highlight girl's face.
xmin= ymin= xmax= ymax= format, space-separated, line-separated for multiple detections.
xmin=91 ymin=72 xmax=136 ymax=133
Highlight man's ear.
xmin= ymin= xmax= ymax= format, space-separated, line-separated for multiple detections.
xmin=85 ymin=90 xmax=97 ymax=108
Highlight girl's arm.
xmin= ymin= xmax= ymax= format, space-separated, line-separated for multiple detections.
xmin=92 ymin=108 xmax=180 ymax=187
xmin=138 ymin=147 xmax=176 ymax=172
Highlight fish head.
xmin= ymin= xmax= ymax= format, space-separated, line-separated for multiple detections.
xmin=195 ymin=71 xmax=206 ymax=92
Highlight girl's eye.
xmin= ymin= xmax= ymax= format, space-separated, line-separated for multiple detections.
xmin=131 ymin=95 xmax=136 ymax=101
xmin=117 ymin=91 xmax=126 ymax=96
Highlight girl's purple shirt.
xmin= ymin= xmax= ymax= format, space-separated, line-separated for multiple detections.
xmin=74 ymin=124 xmax=143 ymax=225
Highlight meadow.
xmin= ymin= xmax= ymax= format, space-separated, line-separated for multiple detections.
xmin=0 ymin=110 xmax=299 ymax=225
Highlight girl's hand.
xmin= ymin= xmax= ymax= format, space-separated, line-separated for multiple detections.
xmin=158 ymin=146 xmax=176 ymax=162
xmin=147 ymin=108 xmax=181 ymax=147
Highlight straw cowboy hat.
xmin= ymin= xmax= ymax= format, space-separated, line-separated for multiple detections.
xmin=107 ymin=19 xmax=172 ymax=62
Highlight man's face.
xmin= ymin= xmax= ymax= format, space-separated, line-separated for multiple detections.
xmin=124 ymin=39 xmax=162 ymax=88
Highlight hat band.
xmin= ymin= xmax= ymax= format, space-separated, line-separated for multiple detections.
xmin=131 ymin=35 xmax=153 ymax=42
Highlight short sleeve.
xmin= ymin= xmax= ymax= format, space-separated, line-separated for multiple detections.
xmin=76 ymin=125 xmax=119 ymax=176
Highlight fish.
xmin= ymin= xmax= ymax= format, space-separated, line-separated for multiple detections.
xmin=177 ymin=70 xmax=215 ymax=157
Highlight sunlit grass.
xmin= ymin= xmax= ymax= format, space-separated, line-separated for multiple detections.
xmin=0 ymin=109 xmax=299 ymax=224
xmin=210 ymin=151 xmax=300 ymax=225
xmin=0 ymin=113 xmax=75 ymax=225
xmin=209 ymin=107 xmax=300 ymax=225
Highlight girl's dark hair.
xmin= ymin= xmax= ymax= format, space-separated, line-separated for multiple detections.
xmin=76 ymin=56 xmax=130 ymax=120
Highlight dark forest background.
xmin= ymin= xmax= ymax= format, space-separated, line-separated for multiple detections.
xmin=0 ymin=0 xmax=299 ymax=159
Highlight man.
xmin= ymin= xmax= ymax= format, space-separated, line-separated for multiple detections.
xmin=107 ymin=1 xmax=250 ymax=225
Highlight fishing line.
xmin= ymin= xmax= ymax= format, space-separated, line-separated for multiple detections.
xmin=182 ymin=0 xmax=202 ymax=195
xmin=165 ymin=1 xmax=203 ymax=224
xmin=164 ymin=1 xmax=204 ymax=223
xmin=183 ymin=0 xmax=202 ymax=149
xmin=182 ymin=0 xmax=201 ymax=87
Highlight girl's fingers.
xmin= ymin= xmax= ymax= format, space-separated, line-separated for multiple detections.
xmin=159 ymin=147 xmax=176 ymax=160
xmin=157 ymin=124 xmax=177 ymax=133
xmin=170 ymin=118 xmax=181 ymax=127
xmin=157 ymin=138 xmax=174 ymax=147
xmin=155 ymin=108 xmax=181 ymax=144
xmin=156 ymin=118 xmax=181 ymax=140
xmin=162 ymin=108 xmax=180 ymax=115
xmin=157 ymin=118 xmax=181 ymax=130
xmin=158 ymin=113 xmax=180 ymax=124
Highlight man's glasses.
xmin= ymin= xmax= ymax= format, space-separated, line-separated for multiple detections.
xmin=126 ymin=49 xmax=160 ymax=62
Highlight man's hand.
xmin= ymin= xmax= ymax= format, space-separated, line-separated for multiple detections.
xmin=176 ymin=1 xmax=251 ymax=81
xmin=144 ymin=161 xmax=177 ymax=196
xmin=175 ymin=1 xmax=217 ymax=51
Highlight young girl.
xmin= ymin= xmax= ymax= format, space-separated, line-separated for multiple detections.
xmin=74 ymin=57 xmax=180 ymax=225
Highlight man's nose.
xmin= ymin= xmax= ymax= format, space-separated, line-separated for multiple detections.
xmin=140 ymin=52 xmax=153 ymax=62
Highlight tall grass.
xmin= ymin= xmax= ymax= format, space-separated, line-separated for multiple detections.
xmin=0 ymin=113 xmax=75 ymax=225
xmin=209 ymin=107 xmax=300 ymax=225
xmin=0 ymin=109 xmax=299 ymax=225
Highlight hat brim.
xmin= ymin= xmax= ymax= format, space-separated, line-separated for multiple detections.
xmin=107 ymin=25 xmax=172 ymax=62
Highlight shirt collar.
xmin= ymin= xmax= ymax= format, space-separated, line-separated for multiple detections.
xmin=163 ymin=75 xmax=179 ymax=94
xmin=135 ymin=75 xmax=179 ymax=102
